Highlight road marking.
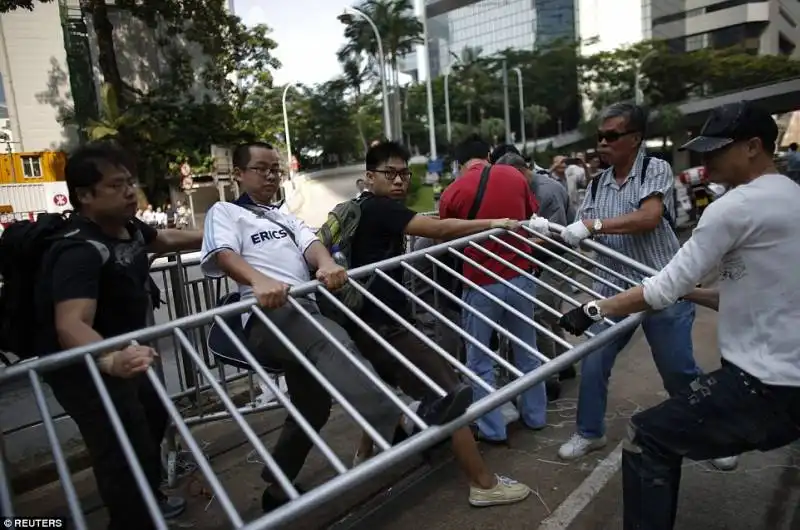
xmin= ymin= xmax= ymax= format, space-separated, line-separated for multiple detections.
xmin=537 ymin=441 xmax=624 ymax=530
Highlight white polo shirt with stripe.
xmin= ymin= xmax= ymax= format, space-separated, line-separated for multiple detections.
xmin=201 ymin=201 xmax=317 ymax=313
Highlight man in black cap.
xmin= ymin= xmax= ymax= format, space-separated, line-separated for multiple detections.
xmin=557 ymin=100 xmax=800 ymax=530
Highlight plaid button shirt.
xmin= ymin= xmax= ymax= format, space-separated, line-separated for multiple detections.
xmin=576 ymin=150 xmax=681 ymax=297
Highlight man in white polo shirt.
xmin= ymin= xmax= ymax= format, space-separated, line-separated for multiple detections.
xmin=558 ymin=101 xmax=800 ymax=530
xmin=201 ymin=142 xmax=415 ymax=513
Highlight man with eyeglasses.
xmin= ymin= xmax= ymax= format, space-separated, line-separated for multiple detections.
xmin=344 ymin=140 xmax=534 ymax=507
xmin=201 ymin=142 xmax=401 ymax=513
xmin=532 ymin=102 xmax=736 ymax=470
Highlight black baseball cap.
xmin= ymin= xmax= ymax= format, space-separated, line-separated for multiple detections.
xmin=679 ymin=101 xmax=778 ymax=153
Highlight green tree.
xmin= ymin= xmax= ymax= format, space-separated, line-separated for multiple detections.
xmin=338 ymin=0 xmax=423 ymax=140
xmin=3 ymin=0 xmax=282 ymax=204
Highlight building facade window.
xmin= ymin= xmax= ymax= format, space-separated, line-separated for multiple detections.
xmin=21 ymin=156 xmax=43 ymax=179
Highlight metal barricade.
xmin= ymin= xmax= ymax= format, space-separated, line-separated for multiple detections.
xmin=0 ymin=222 xmax=661 ymax=529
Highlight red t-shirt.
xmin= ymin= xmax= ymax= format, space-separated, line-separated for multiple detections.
xmin=439 ymin=162 xmax=539 ymax=286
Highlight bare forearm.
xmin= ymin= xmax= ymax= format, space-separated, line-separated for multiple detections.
xmin=595 ymin=211 xmax=660 ymax=235
xmin=304 ymin=240 xmax=337 ymax=269
xmin=56 ymin=321 xmax=121 ymax=374
xmin=151 ymin=229 xmax=203 ymax=253
xmin=215 ymin=250 xmax=269 ymax=286
xmin=57 ymin=321 xmax=105 ymax=351
xmin=683 ymin=288 xmax=719 ymax=311
xmin=597 ymin=285 xmax=651 ymax=317
xmin=437 ymin=218 xmax=495 ymax=240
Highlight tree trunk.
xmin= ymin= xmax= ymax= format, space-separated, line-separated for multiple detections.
xmin=87 ymin=0 xmax=126 ymax=108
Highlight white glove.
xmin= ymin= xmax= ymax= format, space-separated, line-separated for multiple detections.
xmin=560 ymin=220 xmax=592 ymax=247
xmin=528 ymin=215 xmax=550 ymax=234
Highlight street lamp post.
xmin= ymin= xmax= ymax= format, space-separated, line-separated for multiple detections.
xmin=634 ymin=50 xmax=658 ymax=105
xmin=419 ymin=7 xmax=437 ymax=160
xmin=282 ymin=83 xmax=297 ymax=180
xmin=511 ymin=67 xmax=525 ymax=152
xmin=502 ymin=59 xmax=511 ymax=144
xmin=444 ymin=49 xmax=460 ymax=146
xmin=444 ymin=71 xmax=452 ymax=145
xmin=340 ymin=7 xmax=393 ymax=140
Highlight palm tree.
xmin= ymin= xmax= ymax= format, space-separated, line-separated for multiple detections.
xmin=85 ymin=83 xmax=147 ymax=141
xmin=524 ymin=105 xmax=550 ymax=152
xmin=338 ymin=0 xmax=423 ymax=141
xmin=341 ymin=58 xmax=373 ymax=152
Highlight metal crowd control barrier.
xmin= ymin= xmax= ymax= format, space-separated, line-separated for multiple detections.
xmin=0 ymin=220 xmax=664 ymax=529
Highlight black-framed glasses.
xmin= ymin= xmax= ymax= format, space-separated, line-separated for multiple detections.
xmin=597 ymin=130 xmax=636 ymax=143
xmin=372 ymin=168 xmax=412 ymax=181
xmin=247 ymin=166 xmax=284 ymax=178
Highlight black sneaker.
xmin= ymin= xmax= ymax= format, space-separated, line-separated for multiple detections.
xmin=262 ymin=485 xmax=306 ymax=514
xmin=418 ymin=383 xmax=472 ymax=426
xmin=160 ymin=495 xmax=187 ymax=519
xmin=546 ymin=379 xmax=562 ymax=402
xmin=559 ymin=365 xmax=577 ymax=381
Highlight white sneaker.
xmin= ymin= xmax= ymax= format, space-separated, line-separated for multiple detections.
xmin=558 ymin=433 xmax=608 ymax=461
xmin=710 ymin=456 xmax=738 ymax=471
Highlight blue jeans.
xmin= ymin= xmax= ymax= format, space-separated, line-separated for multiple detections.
xmin=577 ymin=300 xmax=700 ymax=439
xmin=462 ymin=275 xmax=548 ymax=441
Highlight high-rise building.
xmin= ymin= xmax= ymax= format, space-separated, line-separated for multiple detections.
xmin=405 ymin=0 xmax=579 ymax=79
xmin=0 ymin=0 xmax=222 ymax=153
xmin=646 ymin=0 xmax=800 ymax=56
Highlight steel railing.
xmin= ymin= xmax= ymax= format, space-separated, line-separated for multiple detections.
xmin=0 ymin=220 xmax=658 ymax=529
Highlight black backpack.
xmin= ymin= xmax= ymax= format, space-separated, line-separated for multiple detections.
xmin=0 ymin=213 xmax=110 ymax=362
xmin=590 ymin=156 xmax=678 ymax=231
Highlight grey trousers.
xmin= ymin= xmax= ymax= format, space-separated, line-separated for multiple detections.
xmin=247 ymin=298 xmax=398 ymax=484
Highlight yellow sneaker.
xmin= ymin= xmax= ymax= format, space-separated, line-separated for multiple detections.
xmin=469 ymin=475 xmax=531 ymax=507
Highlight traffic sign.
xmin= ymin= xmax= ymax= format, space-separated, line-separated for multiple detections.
xmin=180 ymin=162 xmax=192 ymax=177
xmin=53 ymin=194 xmax=68 ymax=207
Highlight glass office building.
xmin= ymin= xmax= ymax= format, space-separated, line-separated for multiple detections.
xmin=403 ymin=0 xmax=578 ymax=79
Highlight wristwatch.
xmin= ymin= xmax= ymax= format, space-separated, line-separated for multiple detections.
xmin=583 ymin=300 xmax=604 ymax=321
xmin=591 ymin=218 xmax=603 ymax=234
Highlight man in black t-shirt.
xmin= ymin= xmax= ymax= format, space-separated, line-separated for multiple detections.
xmin=35 ymin=143 xmax=203 ymax=530
xmin=345 ymin=141 xmax=532 ymax=508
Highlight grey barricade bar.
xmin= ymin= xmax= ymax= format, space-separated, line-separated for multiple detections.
xmin=0 ymin=221 xmax=653 ymax=529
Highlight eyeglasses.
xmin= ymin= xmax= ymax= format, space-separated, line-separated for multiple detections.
xmin=247 ymin=166 xmax=285 ymax=178
xmin=372 ymin=168 xmax=412 ymax=181
xmin=597 ymin=130 xmax=636 ymax=144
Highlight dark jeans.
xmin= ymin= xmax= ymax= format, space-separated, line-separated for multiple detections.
xmin=349 ymin=322 xmax=462 ymax=403
xmin=47 ymin=369 xmax=168 ymax=530
xmin=246 ymin=298 xmax=397 ymax=486
xmin=623 ymin=361 xmax=800 ymax=530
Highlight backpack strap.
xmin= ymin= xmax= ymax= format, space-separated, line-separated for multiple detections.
xmin=238 ymin=204 xmax=298 ymax=247
xmin=467 ymin=164 xmax=492 ymax=220
xmin=590 ymin=171 xmax=601 ymax=202
xmin=60 ymin=227 xmax=111 ymax=265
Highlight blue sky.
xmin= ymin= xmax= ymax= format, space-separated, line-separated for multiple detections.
xmin=236 ymin=0 xmax=353 ymax=86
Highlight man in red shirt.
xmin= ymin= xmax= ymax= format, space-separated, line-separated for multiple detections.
xmin=439 ymin=135 xmax=547 ymax=443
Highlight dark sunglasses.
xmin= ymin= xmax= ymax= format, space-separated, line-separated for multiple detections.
xmin=372 ymin=168 xmax=412 ymax=181
xmin=597 ymin=130 xmax=636 ymax=143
